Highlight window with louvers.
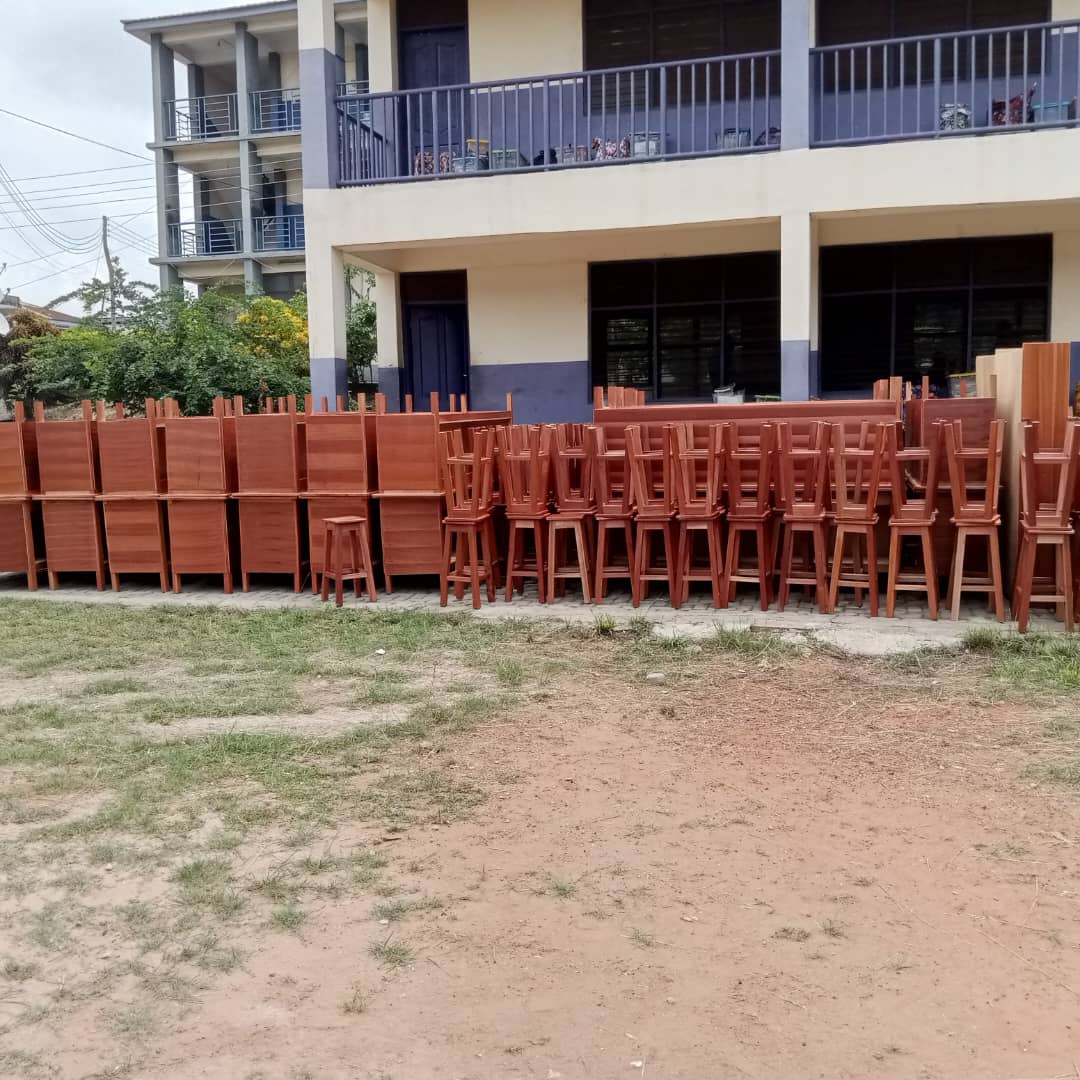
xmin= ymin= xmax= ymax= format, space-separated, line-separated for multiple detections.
xmin=818 ymin=0 xmax=1050 ymax=89
xmin=585 ymin=0 xmax=780 ymax=107
xmin=590 ymin=254 xmax=780 ymax=401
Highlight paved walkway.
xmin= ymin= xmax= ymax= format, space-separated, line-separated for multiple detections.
xmin=0 ymin=572 xmax=1058 ymax=656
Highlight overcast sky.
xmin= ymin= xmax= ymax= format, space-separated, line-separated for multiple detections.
xmin=0 ymin=0 xmax=212 ymax=313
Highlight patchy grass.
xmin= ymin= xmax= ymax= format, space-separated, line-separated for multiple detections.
xmin=964 ymin=630 xmax=1080 ymax=696
xmin=773 ymin=926 xmax=812 ymax=942
xmin=372 ymin=896 xmax=441 ymax=923
xmin=369 ymin=938 xmax=413 ymax=968
xmin=270 ymin=904 xmax=306 ymax=932
xmin=79 ymin=676 xmax=149 ymax=697
xmin=543 ymin=875 xmax=577 ymax=899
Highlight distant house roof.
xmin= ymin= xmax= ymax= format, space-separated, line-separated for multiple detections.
xmin=0 ymin=295 xmax=80 ymax=331
xmin=123 ymin=1 xmax=298 ymax=38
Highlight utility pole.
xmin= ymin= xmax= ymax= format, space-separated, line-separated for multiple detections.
xmin=101 ymin=215 xmax=117 ymax=331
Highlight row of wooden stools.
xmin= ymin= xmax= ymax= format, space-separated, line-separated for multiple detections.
xmin=435 ymin=417 xmax=1021 ymax=621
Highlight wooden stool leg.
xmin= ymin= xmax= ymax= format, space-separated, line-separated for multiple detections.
xmin=534 ymin=521 xmax=547 ymax=603
xmin=466 ymin=528 xmax=481 ymax=609
xmin=1059 ymin=539 xmax=1075 ymax=632
xmin=159 ymin=569 xmax=169 ymax=593
xmin=661 ymin=522 xmax=676 ymax=607
xmin=453 ymin=533 xmax=467 ymax=602
xmin=111 ymin=571 xmax=120 ymax=592
xmin=778 ymin=522 xmax=795 ymax=612
xmin=439 ymin=524 xmax=453 ymax=607
xmin=828 ymin=527 xmax=844 ymax=614
xmin=576 ymin=521 xmax=592 ymax=604
xmin=483 ymin=519 xmax=498 ymax=603
xmin=350 ymin=529 xmax=363 ymax=599
xmin=320 ymin=527 xmax=333 ymax=602
xmin=988 ymin=528 xmax=1005 ymax=623
xmin=812 ymin=524 xmax=828 ymax=613
xmin=886 ymin=530 xmax=901 ymax=618
xmin=707 ymin=520 xmax=725 ymax=609
xmin=333 ymin=530 xmax=345 ymax=608
xmin=594 ymin=522 xmax=607 ymax=605
xmin=921 ymin=529 xmax=938 ymax=620
xmin=1013 ymin=535 xmax=1036 ymax=632
xmin=866 ymin=527 xmax=879 ymax=618
xmin=362 ymin=523 xmax=377 ymax=602
xmin=505 ymin=522 xmax=520 ymax=603
xmin=756 ymin=523 xmax=770 ymax=611
xmin=949 ymin=530 xmax=966 ymax=621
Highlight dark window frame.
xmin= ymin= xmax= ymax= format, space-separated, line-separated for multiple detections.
xmin=589 ymin=254 xmax=781 ymax=402
xmin=819 ymin=235 xmax=1052 ymax=394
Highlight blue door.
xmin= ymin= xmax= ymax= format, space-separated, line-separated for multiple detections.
xmin=404 ymin=303 xmax=469 ymax=410
xmin=399 ymin=27 xmax=470 ymax=172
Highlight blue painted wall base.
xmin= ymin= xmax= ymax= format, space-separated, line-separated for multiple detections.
xmin=377 ymin=366 xmax=405 ymax=414
xmin=470 ymin=361 xmax=592 ymax=423
xmin=781 ymin=340 xmax=813 ymax=401
xmin=310 ymin=356 xmax=348 ymax=408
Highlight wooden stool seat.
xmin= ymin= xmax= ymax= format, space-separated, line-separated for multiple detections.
xmin=828 ymin=422 xmax=887 ymax=616
xmin=548 ymin=425 xmax=595 ymax=604
xmin=1012 ymin=420 xmax=1079 ymax=633
xmin=320 ymin=516 xmax=377 ymax=606
xmin=943 ymin=419 xmax=1005 ymax=621
xmin=670 ymin=422 xmax=726 ymax=609
xmin=885 ymin=422 xmax=941 ymax=619
xmin=440 ymin=428 xmax=499 ymax=610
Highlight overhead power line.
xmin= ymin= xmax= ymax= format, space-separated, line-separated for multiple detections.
xmin=0 ymin=107 xmax=151 ymax=162
xmin=9 ymin=235 xmax=151 ymax=291
xmin=8 ymin=162 xmax=152 ymax=184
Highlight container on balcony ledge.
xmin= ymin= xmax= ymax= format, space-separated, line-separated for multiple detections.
xmin=630 ymin=132 xmax=663 ymax=157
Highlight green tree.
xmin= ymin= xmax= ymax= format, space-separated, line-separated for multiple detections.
xmin=49 ymin=257 xmax=155 ymax=328
xmin=346 ymin=268 xmax=377 ymax=390
xmin=0 ymin=308 xmax=59 ymax=406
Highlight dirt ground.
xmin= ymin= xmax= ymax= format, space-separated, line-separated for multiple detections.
xmin=0 ymin=604 xmax=1078 ymax=1080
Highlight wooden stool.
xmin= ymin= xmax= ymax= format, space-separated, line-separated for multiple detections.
xmin=828 ymin=422 xmax=886 ymax=616
xmin=1012 ymin=420 xmax=1079 ymax=633
xmin=724 ymin=423 xmax=775 ymax=610
xmin=943 ymin=419 xmax=1005 ymax=621
xmin=670 ymin=422 xmax=726 ymax=608
xmin=496 ymin=425 xmax=551 ymax=602
xmin=320 ymin=516 xmax=377 ymax=606
xmin=591 ymin=425 xmax=635 ymax=603
xmin=547 ymin=425 xmax=594 ymax=603
xmin=440 ymin=428 xmax=499 ymax=610
xmin=885 ymin=423 xmax=941 ymax=619
xmin=626 ymin=425 xmax=677 ymax=606
xmin=775 ymin=421 xmax=830 ymax=612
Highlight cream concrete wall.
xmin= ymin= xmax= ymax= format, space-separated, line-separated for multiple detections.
xmin=468 ymin=263 xmax=587 ymax=367
xmin=279 ymin=51 xmax=300 ymax=88
xmin=373 ymin=269 xmax=403 ymax=371
xmin=1052 ymin=0 xmax=1080 ymax=19
xmin=297 ymin=0 xmax=335 ymax=53
xmin=307 ymin=129 xmax=1080 ymax=258
xmin=1052 ymin=230 xmax=1080 ymax=341
xmin=468 ymin=0 xmax=582 ymax=81
xmin=366 ymin=0 xmax=397 ymax=93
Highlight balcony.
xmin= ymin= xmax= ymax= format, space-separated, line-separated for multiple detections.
xmin=164 ymin=94 xmax=240 ymax=142
xmin=336 ymin=53 xmax=781 ymax=186
xmin=812 ymin=19 xmax=1080 ymax=145
xmin=253 ymin=213 xmax=305 ymax=252
xmin=167 ymin=219 xmax=242 ymax=258
xmin=251 ymin=88 xmax=302 ymax=134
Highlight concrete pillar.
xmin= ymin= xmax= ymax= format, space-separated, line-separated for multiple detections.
xmin=239 ymin=140 xmax=260 ymax=278
xmin=187 ymin=63 xmax=205 ymax=101
xmin=244 ymin=258 xmax=264 ymax=293
xmin=235 ymin=23 xmax=259 ymax=138
xmin=159 ymin=263 xmax=180 ymax=291
xmin=374 ymin=270 xmax=405 ymax=411
xmin=154 ymin=147 xmax=180 ymax=278
xmin=367 ymin=0 xmax=398 ymax=93
xmin=150 ymin=33 xmax=175 ymax=143
xmin=307 ymin=242 xmax=350 ymax=406
xmin=781 ymin=0 xmax=813 ymax=150
xmin=780 ymin=212 xmax=819 ymax=401
xmin=298 ymin=0 xmax=345 ymax=190
xmin=1052 ymin=1 xmax=1080 ymax=19
xmin=1051 ymin=229 xmax=1080 ymax=401
xmin=267 ymin=52 xmax=282 ymax=89
xmin=355 ymin=44 xmax=370 ymax=87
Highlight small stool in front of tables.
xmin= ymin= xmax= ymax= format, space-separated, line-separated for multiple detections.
xmin=320 ymin=516 xmax=377 ymax=606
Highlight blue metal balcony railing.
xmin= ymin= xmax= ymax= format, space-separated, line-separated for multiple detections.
xmin=812 ymin=19 xmax=1080 ymax=145
xmin=251 ymin=88 xmax=302 ymax=133
xmin=167 ymin=219 xmax=243 ymax=257
xmin=253 ymin=213 xmax=305 ymax=252
xmin=336 ymin=52 xmax=780 ymax=186
xmin=164 ymin=94 xmax=240 ymax=142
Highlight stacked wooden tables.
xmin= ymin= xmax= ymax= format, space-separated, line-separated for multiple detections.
xmin=0 ymin=403 xmax=43 ymax=589
xmin=234 ymin=397 xmax=305 ymax=592
xmin=375 ymin=406 xmax=511 ymax=592
xmin=96 ymin=400 xmax=169 ymax=592
xmin=33 ymin=401 xmax=106 ymax=590
xmin=163 ymin=398 xmax=236 ymax=593
xmin=302 ymin=395 xmax=377 ymax=594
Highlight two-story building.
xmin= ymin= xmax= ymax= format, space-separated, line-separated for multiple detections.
xmin=124 ymin=0 xmax=369 ymax=298
xmin=298 ymin=0 xmax=1080 ymax=422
